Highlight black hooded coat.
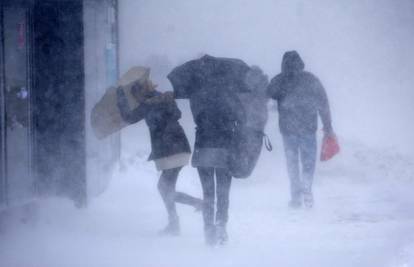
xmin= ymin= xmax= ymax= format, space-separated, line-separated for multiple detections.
xmin=267 ymin=51 xmax=332 ymax=136
xmin=117 ymin=90 xmax=191 ymax=161
xmin=168 ymin=55 xmax=268 ymax=177
xmin=168 ymin=55 xmax=247 ymax=150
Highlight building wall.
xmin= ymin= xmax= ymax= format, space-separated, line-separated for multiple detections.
xmin=0 ymin=0 xmax=120 ymax=210
xmin=83 ymin=0 xmax=120 ymax=198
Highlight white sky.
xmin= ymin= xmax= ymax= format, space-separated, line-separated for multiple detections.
xmin=119 ymin=0 xmax=414 ymax=156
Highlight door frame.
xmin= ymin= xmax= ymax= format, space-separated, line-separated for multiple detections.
xmin=0 ymin=0 xmax=34 ymax=208
xmin=0 ymin=2 xmax=7 ymax=207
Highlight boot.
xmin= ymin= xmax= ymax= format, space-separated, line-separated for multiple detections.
xmin=204 ymin=224 xmax=217 ymax=246
xmin=158 ymin=216 xmax=180 ymax=236
xmin=303 ymin=192 xmax=314 ymax=209
xmin=216 ymin=224 xmax=228 ymax=245
xmin=288 ymin=198 xmax=302 ymax=209
xmin=289 ymin=190 xmax=302 ymax=209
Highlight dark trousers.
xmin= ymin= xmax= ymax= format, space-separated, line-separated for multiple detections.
xmin=197 ymin=167 xmax=232 ymax=228
xmin=158 ymin=167 xmax=201 ymax=222
xmin=282 ymin=134 xmax=317 ymax=200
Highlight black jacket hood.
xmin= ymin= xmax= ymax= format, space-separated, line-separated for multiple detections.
xmin=281 ymin=51 xmax=305 ymax=73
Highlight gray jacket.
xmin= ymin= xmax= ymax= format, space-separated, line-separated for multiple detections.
xmin=267 ymin=51 xmax=332 ymax=136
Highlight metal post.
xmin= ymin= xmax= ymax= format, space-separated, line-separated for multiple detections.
xmin=0 ymin=2 xmax=7 ymax=207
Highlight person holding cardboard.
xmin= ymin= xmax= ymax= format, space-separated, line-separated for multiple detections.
xmin=116 ymin=68 xmax=202 ymax=236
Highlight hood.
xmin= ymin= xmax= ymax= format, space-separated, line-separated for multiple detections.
xmin=245 ymin=65 xmax=268 ymax=94
xmin=281 ymin=51 xmax=305 ymax=73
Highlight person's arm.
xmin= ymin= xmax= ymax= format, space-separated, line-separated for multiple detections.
xmin=144 ymin=91 xmax=181 ymax=122
xmin=168 ymin=101 xmax=182 ymax=122
xmin=266 ymin=75 xmax=282 ymax=100
xmin=116 ymin=87 xmax=147 ymax=124
xmin=163 ymin=92 xmax=182 ymax=122
xmin=314 ymin=77 xmax=333 ymax=135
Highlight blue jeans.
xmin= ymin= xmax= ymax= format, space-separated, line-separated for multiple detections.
xmin=282 ymin=134 xmax=317 ymax=201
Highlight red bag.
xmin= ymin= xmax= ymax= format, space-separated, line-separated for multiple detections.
xmin=320 ymin=135 xmax=340 ymax=161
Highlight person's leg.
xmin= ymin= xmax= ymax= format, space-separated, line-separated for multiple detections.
xmin=215 ymin=168 xmax=232 ymax=244
xmin=282 ymin=135 xmax=301 ymax=207
xmin=175 ymin=192 xmax=203 ymax=211
xmin=299 ymin=134 xmax=317 ymax=208
xmin=157 ymin=167 xmax=180 ymax=235
xmin=198 ymin=167 xmax=216 ymax=245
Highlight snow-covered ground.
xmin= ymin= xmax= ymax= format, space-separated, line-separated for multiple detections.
xmin=1 ymin=132 xmax=414 ymax=267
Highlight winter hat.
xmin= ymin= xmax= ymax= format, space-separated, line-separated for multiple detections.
xmin=118 ymin=66 xmax=157 ymax=97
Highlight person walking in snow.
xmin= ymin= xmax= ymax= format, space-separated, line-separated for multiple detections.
xmin=117 ymin=76 xmax=202 ymax=236
xmin=267 ymin=51 xmax=335 ymax=208
xmin=190 ymin=94 xmax=242 ymax=245
xmin=168 ymin=55 xmax=261 ymax=246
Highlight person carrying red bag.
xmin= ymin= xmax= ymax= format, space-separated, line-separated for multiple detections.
xmin=267 ymin=51 xmax=339 ymax=209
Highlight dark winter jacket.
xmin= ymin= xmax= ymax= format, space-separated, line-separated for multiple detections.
xmin=267 ymin=51 xmax=333 ymax=136
xmin=167 ymin=54 xmax=247 ymax=150
xmin=117 ymin=89 xmax=191 ymax=160
xmin=191 ymin=89 xmax=245 ymax=150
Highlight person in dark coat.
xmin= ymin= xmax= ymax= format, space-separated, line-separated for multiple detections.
xmin=267 ymin=51 xmax=335 ymax=208
xmin=191 ymin=89 xmax=245 ymax=246
xmin=116 ymin=80 xmax=202 ymax=235
xmin=167 ymin=54 xmax=249 ymax=245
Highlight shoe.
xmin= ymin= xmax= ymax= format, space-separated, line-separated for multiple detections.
xmin=216 ymin=224 xmax=228 ymax=245
xmin=158 ymin=219 xmax=180 ymax=236
xmin=303 ymin=193 xmax=314 ymax=209
xmin=288 ymin=199 xmax=302 ymax=209
xmin=204 ymin=225 xmax=217 ymax=246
